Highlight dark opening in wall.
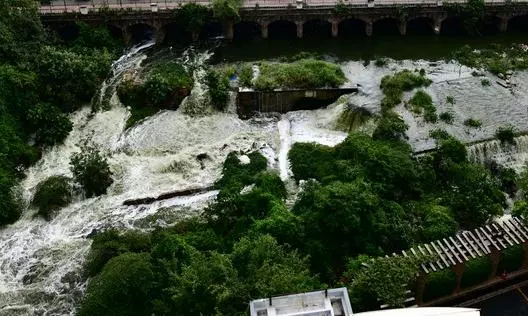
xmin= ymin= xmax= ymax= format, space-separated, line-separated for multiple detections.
xmin=407 ymin=18 xmax=435 ymax=35
xmin=303 ymin=19 xmax=332 ymax=38
xmin=373 ymin=18 xmax=400 ymax=36
xmin=56 ymin=22 xmax=79 ymax=41
xmin=200 ymin=22 xmax=223 ymax=40
xmin=128 ymin=23 xmax=155 ymax=44
xmin=441 ymin=16 xmax=466 ymax=36
xmin=163 ymin=23 xmax=191 ymax=45
xmin=338 ymin=19 xmax=366 ymax=38
xmin=508 ymin=14 xmax=528 ymax=33
xmin=234 ymin=21 xmax=261 ymax=41
xmin=268 ymin=20 xmax=297 ymax=39
xmin=476 ymin=16 xmax=501 ymax=36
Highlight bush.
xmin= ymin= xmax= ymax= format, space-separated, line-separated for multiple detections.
xmin=288 ymin=142 xmax=334 ymax=182
xmin=409 ymin=90 xmax=437 ymax=123
xmin=238 ymin=64 xmax=253 ymax=87
xmin=372 ymin=111 xmax=409 ymax=142
xmin=0 ymin=172 xmax=23 ymax=226
xmin=464 ymin=118 xmax=482 ymax=128
xmin=422 ymin=269 xmax=457 ymax=302
xmin=32 ymin=175 xmax=72 ymax=220
xmin=439 ymin=112 xmax=454 ymax=124
xmin=497 ymin=244 xmax=525 ymax=274
xmin=374 ymin=57 xmax=388 ymax=67
xmin=254 ymin=59 xmax=345 ymax=91
xmin=429 ymin=128 xmax=451 ymax=140
xmin=26 ymin=103 xmax=72 ymax=146
xmin=78 ymin=253 xmax=154 ymax=316
xmin=70 ymin=141 xmax=113 ymax=198
xmin=206 ymin=69 xmax=230 ymax=111
xmin=446 ymin=96 xmax=455 ymax=104
xmin=495 ymin=125 xmax=515 ymax=144
xmin=481 ymin=78 xmax=491 ymax=86
xmin=380 ymin=70 xmax=432 ymax=109
xmin=461 ymin=256 xmax=492 ymax=289
xmin=212 ymin=0 xmax=242 ymax=20
xmin=215 ymin=151 xmax=268 ymax=195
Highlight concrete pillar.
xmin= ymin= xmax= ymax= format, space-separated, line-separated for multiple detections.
xmin=224 ymin=20 xmax=234 ymax=41
xmin=296 ymin=20 xmax=303 ymax=38
xmin=499 ymin=17 xmax=509 ymax=32
xmin=261 ymin=22 xmax=269 ymax=39
xmin=331 ymin=20 xmax=339 ymax=37
xmin=433 ymin=18 xmax=442 ymax=35
xmin=365 ymin=21 xmax=373 ymax=36
xmin=415 ymin=274 xmax=426 ymax=306
xmin=490 ymin=247 xmax=501 ymax=278
xmin=154 ymin=27 xmax=165 ymax=44
xmin=399 ymin=21 xmax=407 ymax=35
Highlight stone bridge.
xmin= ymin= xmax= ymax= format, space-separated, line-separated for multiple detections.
xmin=40 ymin=0 xmax=528 ymax=44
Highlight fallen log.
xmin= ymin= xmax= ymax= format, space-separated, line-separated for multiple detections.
xmin=123 ymin=186 xmax=214 ymax=206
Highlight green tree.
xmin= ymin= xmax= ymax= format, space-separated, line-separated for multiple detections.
xmin=372 ymin=111 xmax=409 ymax=142
xmin=177 ymin=4 xmax=212 ymax=34
xmin=70 ymin=141 xmax=113 ymax=198
xmin=206 ymin=69 xmax=230 ymax=111
xmin=0 ymin=171 xmax=22 ymax=226
xmin=212 ymin=0 xmax=243 ymax=20
xmin=78 ymin=253 xmax=154 ymax=316
xmin=26 ymin=103 xmax=72 ymax=146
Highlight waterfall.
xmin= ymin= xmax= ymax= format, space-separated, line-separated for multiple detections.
xmin=278 ymin=117 xmax=292 ymax=180
xmin=467 ymin=135 xmax=528 ymax=171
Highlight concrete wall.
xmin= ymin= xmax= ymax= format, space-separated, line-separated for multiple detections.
xmin=236 ymin=88 xmax=357 ymax=117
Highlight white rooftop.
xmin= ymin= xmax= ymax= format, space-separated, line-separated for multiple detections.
xmin=249 ymin=288 xmax=353 ymax=316
xmin=356 ymin=307 xmax=480 ymax=316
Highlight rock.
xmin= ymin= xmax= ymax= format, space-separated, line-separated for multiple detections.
xmin=506 ymin=70 xmax=513 ymax=76
xmin=238 ymin=155 xmax=250 ymax=165
xmin=196 ymin=153 xmax=209 ymax=160
xmin=87 ymin=228 xmax=98 ymax=238
xmin=498 ymin=73 xmax=505 ymax=79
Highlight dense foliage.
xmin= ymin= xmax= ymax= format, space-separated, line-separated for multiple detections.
xmin=422 ymin=269 xmax=457 ymax=302
xmin=0 ymin=1 xmax=119 ymax=226
xmin=32 ymin=175 xmax=72 ymax=220
xmin=117 ymin=61 xmax=193 ymax=128
xmin=453 ymin=44 xmax=528 ymax=76
xmin=212 ymin=0 xmax=243 ymax=20
xmin=206 ymin=69 xmax=230 ymax=110
xmin=497 ymin=244 xmax=525 ymax=274
xmin=460 ymin=256 xmax=492 ymax=289
xmin=70 ymin=142 xmax=113 ymax=198
xmin=254 ymin=59 xmax=346 ymax=90
xmin=380 ymin=70 xmax=432 ymax=109
xmin=409 ymin=90 xmax=437 ymax=123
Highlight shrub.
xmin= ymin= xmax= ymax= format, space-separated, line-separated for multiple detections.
xmin=26 ymin=103 xmax=73 ymax=146
xmin=409 ymin=90 xmax=437 ymax=123
xmin=212 ymin=0 xmax=242 ymax=20
xmin=422 ymin=269 xmax=457 ymax=302
xmin=481 ymin=78 xmax=491 ymax=86
xmin=215 ymin=151 xmax=268 ymax=195
xmin=206 ymin=69 xmax=230 ymax=111
xmin=176 ymin=3 xmax=212 ymax=33
xmin=446 ymin=96 xmax=455 ymax=104
xmin=288 ymin=142 xmax=334 ymax=182
xmin=32 ymin=175 xmax=72 ymax=220
xmin=429 ymin=128 xmax=451 ymax=140
xmin=380 ymin=70 xmax=432 ymax=109
xmin=460 ymin=256 xmax=492 ymax=289
xmin=374 ymin=57 xmax=388 ymax=67
xmin=497 ymin=244 xmax=525 ymax=274
xmin=464 ymin=118 xmax=482 ymax=128
xmin=439 ymin=112 xmax=454 ymax=124
xmin=372 ymin=111 xmax=409 ymax=142
xmin=254 ymin=59 xmax=345 ymax=91
xmin=70 ymin=141 xmax=113 ymax=198
xmin=238 ymin=64 xmax=253 ymax=87
xmin=495 ymin=125 xmax=515 ymax=144
xmin=0 ymin=172 xmax=23 ymax=226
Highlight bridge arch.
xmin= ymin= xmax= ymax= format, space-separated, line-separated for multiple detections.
xmin=163 ymin=22 xmax=192 ymax=45
xmin=234 ymin=21 xmax=261 ymax=40
xmin=372 ymin=17 xmax=400 ymax=36
xmin=338 ymin=18 xmax=367 ymax=37
xmin=55 ymin=21 xmax=80 ymax=41
xmin=268 ymin=20 xmax=297 ymax=39
xmin=303 ymin=19 xmax=332 ymax=38
xmin=508 ymin=14 xmax=528 ymax=33
xmin=126 ymin=23 xmax=156 ymax=44
xmin=200 ymin=22 xmax=223 ymax=40
xmin=406 ymin=17 xmax=435 ymax=35
xmin=440 ymin=16 xmax=465 ymax=35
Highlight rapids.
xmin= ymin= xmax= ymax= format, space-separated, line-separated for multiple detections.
xmin=2 ymin=43 xmax=528 ymax=315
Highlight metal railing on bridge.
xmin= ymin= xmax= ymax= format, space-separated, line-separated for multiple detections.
xmin=39 ymin=0 xmax=523 ymax=15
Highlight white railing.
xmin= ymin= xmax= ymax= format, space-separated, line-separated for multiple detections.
xmin=39 ymin=0 xmax=527 ymax=15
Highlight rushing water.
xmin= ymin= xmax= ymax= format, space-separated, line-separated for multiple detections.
xmin=3 ymin=35 xmax=528 ymax=314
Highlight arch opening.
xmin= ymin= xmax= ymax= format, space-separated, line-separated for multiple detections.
xmin=338 ymin=18 xmax=366 ymax=38
xmin=268 ymin=20 xmax=297 ymax=39
xmin=508 ymin=14 xmax=528 ymax=33
xmin=303 ymin=19 xmax=332 ymax=38
xmin=234 ymin=21 xmax=261 ymax=41
xmin=373 ymin=18 xmax=400 ymax=36
xmin=107 ymin=25 xmax=124 ymax=41
xmin=407 ymin=17 xmax=434 ymax=35
xmin=200 ymin=22 xmax=223 ymax=40
xmin=163 ymin=23 xmax=192 ymax=45
xmin=56 ymin=22 xmax=79 ymax=41
xmin=128 ymin=23 xmax=155 ymax=44
xmin=440 ymin=16 xmax=466 ymax=36
xmin=476 ymin=16 xmax=501 ymax=36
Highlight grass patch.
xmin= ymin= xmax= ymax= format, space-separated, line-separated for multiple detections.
xmin=453 ymin=44 xmax=528 ymax=76
xmin=409 ymin=90 xmax=437 ymax=123
xmin=238 ymin=64 xmax=253 ymax=87
xmin=439 ymin=112 xmax=454 ymax=124
xmin=464 ymin=118 xmax=482 ymax=128
xmin=380 ymin=70 xmax=432 ymax=109
xmin=125 ymin=107 xmax=159 ymax=129
xmin=496 ymin=125 xmax=516 ymax=145
xmin=254 ymin=59 xmax=345 ymax=91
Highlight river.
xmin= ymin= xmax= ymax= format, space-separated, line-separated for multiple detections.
xmin=1 ymin=33 xmax=528 ymax=314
